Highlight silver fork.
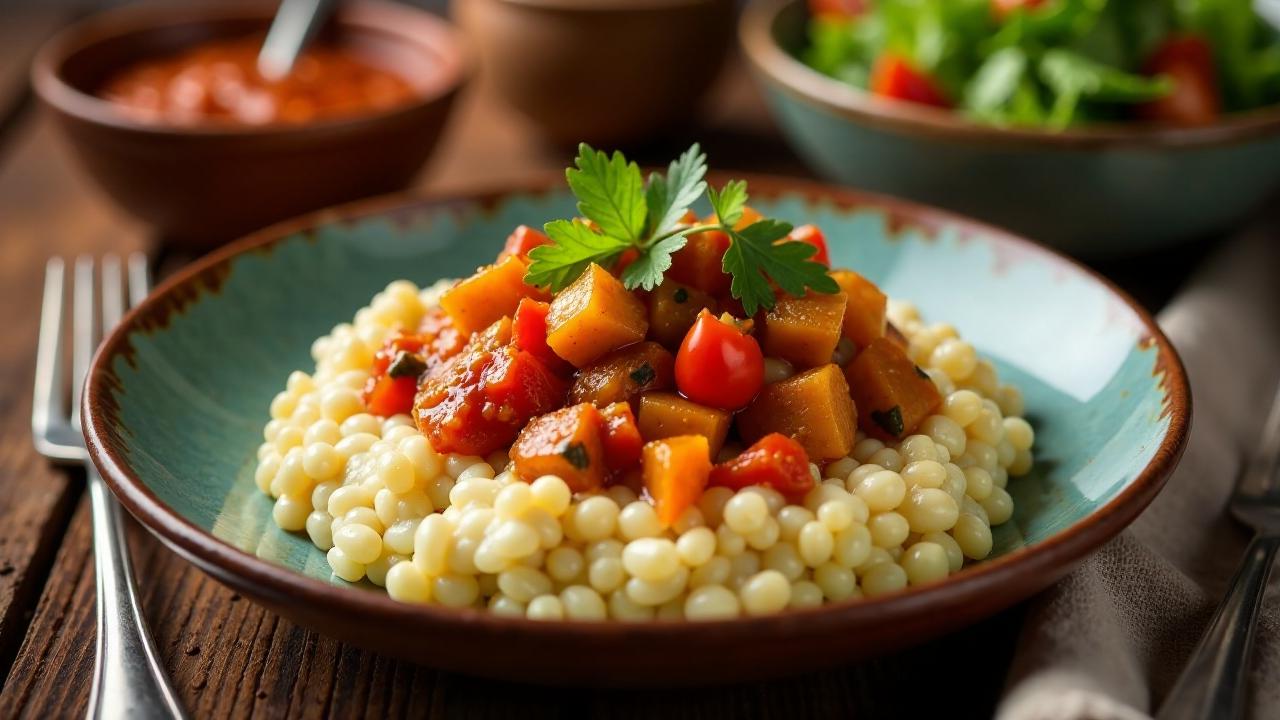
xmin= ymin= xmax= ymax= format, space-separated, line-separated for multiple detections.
xmin=32 ymin=255 xmax=187 ymax=720
xmin=1158 ymin=382 xmax=1280 ymax=720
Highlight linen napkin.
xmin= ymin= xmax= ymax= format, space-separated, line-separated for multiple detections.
xmin=998 ymin=227 xmax=1280 ymax=720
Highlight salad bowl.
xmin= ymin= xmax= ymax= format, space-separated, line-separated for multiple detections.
xmin=741 ymin=0 xmax=1280 ymax=257
xmin=82 ymin=176 xmax=1189 ymax=685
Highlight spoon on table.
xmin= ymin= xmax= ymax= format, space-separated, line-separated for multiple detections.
xmin=257 ymin=0 xmax=339 ymax=81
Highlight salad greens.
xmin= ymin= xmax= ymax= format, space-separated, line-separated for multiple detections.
xmin=803 ymin=0 xmax=1280 ymax=128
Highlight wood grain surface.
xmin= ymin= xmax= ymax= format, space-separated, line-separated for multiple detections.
xmin=0 ymin=7 xmax=1208 ymax=719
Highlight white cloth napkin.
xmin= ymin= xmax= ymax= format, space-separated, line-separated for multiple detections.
xmin=998 ymin=227 xmax=1280 ymax=720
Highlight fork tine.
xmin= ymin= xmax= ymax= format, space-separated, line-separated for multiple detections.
xmin=32 ymin=258 xmax=68 ymax=446
xmin=127 ymin=252 xmax=149 ymax=308
xmin=101 ymin=254 xmax=125 ymax=334
xmin=70 ymin=255 xmax=97 ymax=430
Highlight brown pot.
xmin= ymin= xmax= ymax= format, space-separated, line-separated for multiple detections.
xmin=32 ymin=0 xmax=471 ymax=250
xmin=454 ymin=0 xmax=733 ymax=147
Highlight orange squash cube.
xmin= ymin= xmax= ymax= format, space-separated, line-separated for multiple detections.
xmin=844 ymin=338 xmax=941 ymax=441
xmin=643 ymin=435 xmax=712 ymax=526
xmin=830 ymin=270 xmax=887 ymax=349
xmin=440 ymin=256 xmax=547 ymax=336
xmin=759 ymin=291 xmax=848 ymax=369
xmin=545 ymin=263 xmax=648 ymax=367
xmin=568 ymin=341 xmax=675 ymax=406
xmin=636 ymin=392 xmax=731 ymax=458
xmin=736 ymin=364 xmax=857 ymax=460
xmin=510 ymin=404 xmax=607 ymax=492
xmin=646 ymin=279 xmax=718 ymax=350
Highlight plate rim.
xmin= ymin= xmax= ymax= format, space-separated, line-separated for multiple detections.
xmin=82 ymin=172 xmax=1191 ymax=643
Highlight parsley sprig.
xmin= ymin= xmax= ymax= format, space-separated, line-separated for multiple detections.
xmin=524 ymin=143 xmax=837 ymax=315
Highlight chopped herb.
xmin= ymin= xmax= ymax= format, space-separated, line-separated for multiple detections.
xmin=871 ymin=405 xmax=905 ymax=438
xmin=673 ymin=287 xmax=689 ymax=304
xmin=561 ymin=442 xmax=591 ymax=470
xmin=914 ymin=365 xmax=931 ymax=380
xmin=387 ymin=351 xmax=428 ymax=379
xmin=524 ymin=143 xmax=838 ymax=313
xmin=629 ymin=362 xmax=656 ymax=387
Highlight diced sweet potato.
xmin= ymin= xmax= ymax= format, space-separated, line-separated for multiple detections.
xmin=511 ymin=403 xmax=607 ymax=492
xmin=647 ymin=279 xmax=718 ymax=349
xmin=667 ymin=230 xmax=731 ymax=296
xmin=736 ymin=364 xmax=856 ymax=460
xmin=440 ymin=256 xmax=547 ymax=336
xmin=844 ymin=338 xmax=941 ymax=442
xmin=643 ymin=435 xmax=712 ymax=526
xmin=759 ymin=291 xmax=848 ymax=369
xmin=545 ymin=263 xmax=648 ymax=368
xmin=600 ymin=402 xmax=643 ymax=472
xmin=830 ymin=270 xmax=887 ymax=349
xmin=636 ymin=392 xmax=731 ymax=458
xmin=568 ymin=341 xmax=674 ymax=406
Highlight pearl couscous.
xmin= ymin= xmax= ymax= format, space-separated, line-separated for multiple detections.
xmin=254 ymin=279 xmax=1034 ymax=621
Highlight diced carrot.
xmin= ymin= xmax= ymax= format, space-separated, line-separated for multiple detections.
xmin=709 ymin=433 xmax=814 ymax=500
xmin=440 ymin=256 xmax=548 ymax=335
xmin=511 ymin=404 xmax=607 ymax=492
xmin=599 ymin=402 xmax=643 ymax=473
xmin=498 ymin=225 xmax=551 ymax=262
xmin=844 ymin=337 xmax=941 ymax=441
xmin=642 ymin=435 xmax=712 ymax=526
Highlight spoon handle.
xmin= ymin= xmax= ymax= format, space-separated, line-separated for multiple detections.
xmin=258 ymin=0 xmax=339 ymax=81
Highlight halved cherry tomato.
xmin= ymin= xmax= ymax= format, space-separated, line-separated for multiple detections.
xmin=808 ymin=0 xmax=867 ymax=18
xmin=709 ymin=433 xmax=814 ymax=499
xmin=1138 ymin=35 xmax=1220 ymax=127
xmin=785 ymin=224 xmax=830 ymax=267
xmin=675 ymin=309 xmax=765 ymax=411
xmin=870 ymin=53 xmax=950 ymax=108
xmin=991 ymin=0 xmax=1047 ymax=19
xmin=512 ymin=298 xmax=570 ymax=374
xmin=499 ymin=225 xmax=551 ymax=261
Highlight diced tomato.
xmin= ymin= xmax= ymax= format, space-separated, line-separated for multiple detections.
xmin=808 ymin=0 xmax=867 ymax=17
xmin=599 ymin=402 xmax=643 ymax=473
xmin=512 ymin=298 xmax=570 ymax=374
xmin=643 ymin=435 xmax=712 ymax=526
xmin=870 ymin=53 xmax=950 ymax=108
xmin=499 ymin=225 xmax=551 ymax=261
xmin=709 ymin=433 xmax=814 ymax=499
xmin=785 ymin=224 xmax=830 ymax=267
xmin=1138 ymin=35 xmax=1220 ymax=127
xmin=668 ymin=230 xmax=732 ymax=296
xmin=676 ymin=209 xmax=698 ymax=225
xmin=482 ymin=348 xmax=569 ymax=425
xmin=991 ymin=0 xmax=1047 ymax=18
xmin=675 ymin=309 xmax=765 ymax=411
xmin=364 ymin=375 xmax=418 ymax=417
xmin=613 ymin=248 xmax=641 ymax=276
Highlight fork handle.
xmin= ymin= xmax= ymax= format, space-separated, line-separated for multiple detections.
xmin=1157 ymin=533 xmax=1280 ymax=720
xmin=87 ymin=468 xmax=188 ymax=720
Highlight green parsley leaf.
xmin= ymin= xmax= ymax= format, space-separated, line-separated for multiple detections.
xmin=722 ymin=219 xmax=839 ymax=315
xmin=620 ymin=234 xmax=688 ymax=292
xmin=645 ymin=143 xmax=708 ymax=239
xmin=566 ymin=143 xmax=647 ymax=242
xmin=526 ymin=219 xmax=630 ymax=291
xmin=707 ymin=180 xmax=748 ymax=228
xmin=870 ymin=406 xmax=905 ymax=438
xmin=561 ymin=443 xmax=591 ymax=470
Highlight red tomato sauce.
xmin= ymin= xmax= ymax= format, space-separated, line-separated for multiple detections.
xmin=98 ymin=36 xmax=416 ymax=126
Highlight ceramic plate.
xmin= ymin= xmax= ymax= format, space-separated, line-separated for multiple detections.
xmin=83 ymin=176 xmax=1190 ymax=685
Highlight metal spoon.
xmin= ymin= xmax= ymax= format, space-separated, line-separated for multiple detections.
xmin=257 ymin=0 xmax=339 ymax=81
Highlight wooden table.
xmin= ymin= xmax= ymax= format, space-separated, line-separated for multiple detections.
xmin=0 ymin=6 xmax=1216 ymax=718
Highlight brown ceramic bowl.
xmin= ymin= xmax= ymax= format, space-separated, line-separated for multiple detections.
xmin=453 ymin=0 xmax=733 ymax=146
xmin=32 ymin=0 xmax=469 ymax=249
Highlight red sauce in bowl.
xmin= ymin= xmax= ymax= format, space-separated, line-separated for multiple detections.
xmin=99 ymin=36 xmax=416 ymax=126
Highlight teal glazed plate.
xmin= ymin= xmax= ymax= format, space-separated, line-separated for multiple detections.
xmin=83 ymin=176 xmax=1190 ymax=685
xmin=741 ymin=0 xmax=1280 ymax=257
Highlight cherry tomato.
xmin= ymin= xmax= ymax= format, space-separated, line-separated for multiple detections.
xmin=675 ymin=309 xmax=764 ymax=411
xmin=786 ymin=224 xmax=830 ymax=267
xmin=808 ymin=0 xmax=867 ymax=17
xmin=1138 ymin=35 xmax=1220 ymax=127
xmin=870 ymin=53 xmax=950 ymax=108
xmin=499 ymin=225 xmax=550 ymax=261
xmin=991 ymin=0 xmax=1047 ymax=19
xmin=709 ymin=433 xmax=814 ymax=499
